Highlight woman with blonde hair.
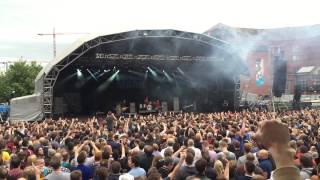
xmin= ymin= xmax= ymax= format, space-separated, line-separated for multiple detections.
xmin=214 ymin=160 xmax=224 ymax=176
xmin=26 ymin=155 xmax=37 ymax=167
xmin=214 ymin=159 xmax=229 ymax=180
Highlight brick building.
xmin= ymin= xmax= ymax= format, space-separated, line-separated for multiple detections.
xmin=205 ymin=23 xmax=320 ymax=97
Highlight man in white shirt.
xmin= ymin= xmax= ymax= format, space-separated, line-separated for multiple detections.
xmin=187 ymin=139 xmax=202 ymax=162
xmin=160 ymin=138 xmax=175 ymax=157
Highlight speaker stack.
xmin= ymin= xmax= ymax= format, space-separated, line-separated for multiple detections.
xmin=272 ymin=53 xmax=287 ymax=97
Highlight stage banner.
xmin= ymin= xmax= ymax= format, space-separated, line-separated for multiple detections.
xmin=255 ymin=59 xmax=265 ymax=86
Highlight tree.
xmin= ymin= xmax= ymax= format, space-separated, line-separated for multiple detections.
xmin=0 ymin=61 xmax=43 ymax=103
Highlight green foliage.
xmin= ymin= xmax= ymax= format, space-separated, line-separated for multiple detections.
xmin=0 ymin=61 xmax=42 ymax=103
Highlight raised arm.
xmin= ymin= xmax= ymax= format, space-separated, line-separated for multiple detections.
xmin=120 ymin=141 xmax=126 ymax=159
xmin=89 ymin=140 xmax=101 ymax=153
xmin=256 ymin=120 xmax=300 ymax=180
xmin=240 ymin=117 xmax=246 ymax=137
xmin=124 ymin=119 xmax=130 ymax=133
xmin=75 ymin=140 xmax=89 ymax=157
xmin=172 ymin=146 xmax=185 ymax=158
xmin=160 ymin=123 xmax=167 ymax=135
xmin=168 ymin=151 xmax=186 ymax=179
xmin=60 ymin=129 xmax=72 ymax=145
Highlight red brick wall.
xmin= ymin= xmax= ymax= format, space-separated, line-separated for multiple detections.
xmin=243 ymin=36 xmax=320 ymax=95
xmin=207 ymin=27 xmax=320 ymax=95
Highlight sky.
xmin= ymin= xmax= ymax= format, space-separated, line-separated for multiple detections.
xmin=1 ymin=0 xmax=320 ymax=61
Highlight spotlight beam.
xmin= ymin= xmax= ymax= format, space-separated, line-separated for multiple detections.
xmin=97 ymin=69 xmax=110 ymax=79
xmin=128 ymin=70 xmax=145 ymax=77
xmin=97 ymin=70 xmax=120 ymax=91
xmin=86 ymin=69 xmax=98 ymax=81
xmin=60 ymin=72 xmax=77 ymax=84
xmin=144 ymin=70 xmax=148 ymax=80
xmin=177 ymin=67 xmax=185 ymax=76
xmin=147 ymin=67 xmax=157 ymax=77
xmin=163 ymin=70 xmax=173 ymax=82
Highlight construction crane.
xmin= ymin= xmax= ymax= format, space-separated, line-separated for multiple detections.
xmin=38 ymin=28 xmax=89 ymax=59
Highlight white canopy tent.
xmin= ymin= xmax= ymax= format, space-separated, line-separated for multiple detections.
xmin=10 ymin=93 xmax=43 ymax=122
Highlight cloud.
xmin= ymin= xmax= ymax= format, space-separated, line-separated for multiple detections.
xmin=1 ymin=0 xmax=320 ymax=60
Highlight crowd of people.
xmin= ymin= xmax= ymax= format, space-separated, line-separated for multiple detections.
xmin=0 ymin=109 xmax=319 ymax=180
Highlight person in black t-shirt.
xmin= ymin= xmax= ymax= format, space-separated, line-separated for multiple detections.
xmin=105 ymin=111 xmax=116 ymax=132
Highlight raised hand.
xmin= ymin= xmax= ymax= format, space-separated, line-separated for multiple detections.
xmin=255 ymin=120 xmax=294 ymax=169
xmin=255 ymin=120 xmax=290 ymax=149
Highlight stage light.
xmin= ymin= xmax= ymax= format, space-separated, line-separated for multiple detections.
xmin=97 ymin=69 xmax=110 ymax=79
xmin=147 ymin=67 xmax=157 ymax=77
xmin=177 ymin=67 xmax=185 ymax=76
xmin=77 ymin=69 xmax=82 ymax=76
xmin=163 ymin=70 xmax=173 ymax=82
xmin=128 ymin=70 xmax=144 ymax=77
xmin=93 ymin=70 xmax=100 ymax=76
xmin=86 ymin=69 xmax=98 ymax=81
xmin=108 ymin=70 xmax=120 ymax=82
xmin=97 ymin=70 xmax=120 ymax=92
xmin=144 ymin=69 xmax=148 ymax=80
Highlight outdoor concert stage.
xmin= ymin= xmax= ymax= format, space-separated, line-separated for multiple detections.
xmin=10 ymin=30 xmax=247 ymax=120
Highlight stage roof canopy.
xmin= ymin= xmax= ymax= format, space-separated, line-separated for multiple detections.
xmin=36 ymin=29 xmax=235 ymax=83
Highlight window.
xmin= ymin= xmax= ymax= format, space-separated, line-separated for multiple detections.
xmin=292 ymin=55 xmax=299 ymax=61
xmin=292 ymin=46 xmax=299 ymax=53
xmin=271 ymin=46 xmax=281 ymax=56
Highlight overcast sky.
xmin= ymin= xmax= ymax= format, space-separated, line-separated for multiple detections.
xmin=1 ymin=0 xmax=320 ymax=61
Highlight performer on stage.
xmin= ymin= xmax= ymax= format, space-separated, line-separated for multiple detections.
xmin=147 ymin=102 xmax=153 ymax=111
xmin=155 ymin=99 xmax=160 ymax=110
xmin=121 ymin=99 xmax=128 ymax=113
xmin=144 ymin=96 xmax=149 ymax=108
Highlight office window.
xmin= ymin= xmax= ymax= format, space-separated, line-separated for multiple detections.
xmin=292 ymin=55 xmax=299 ymax=61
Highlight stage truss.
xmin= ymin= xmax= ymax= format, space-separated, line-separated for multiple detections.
xmin=42 ymin=29 xmax=231 ymax=117
xmin=234 ymin=76 xmax=241 ymax=110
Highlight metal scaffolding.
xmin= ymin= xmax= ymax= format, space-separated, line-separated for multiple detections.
xmin=42 ymin=29 xmax=230 ymax=117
